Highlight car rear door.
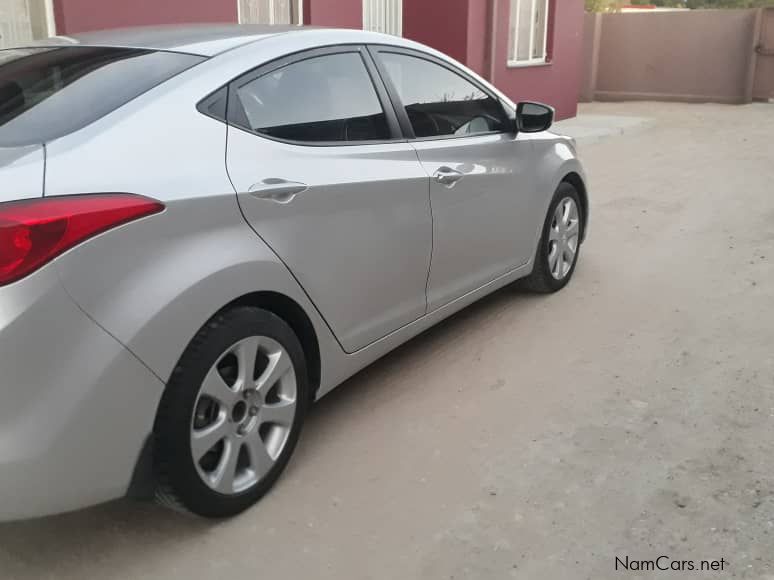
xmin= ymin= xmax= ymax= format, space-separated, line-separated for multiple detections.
xmin=369 ymin=46 xmax=537 ymax=311
xmin=225 ymin=46 xmax=432 ymax=353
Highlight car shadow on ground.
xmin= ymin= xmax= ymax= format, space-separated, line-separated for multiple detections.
xmin=0 ymin=281 xmax=543 ymax=575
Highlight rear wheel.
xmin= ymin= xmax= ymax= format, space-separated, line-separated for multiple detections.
xmin=154 ymin=307 xmax=308 ymax=518
xmin=521 ymin=182 xmax=584 ymax=293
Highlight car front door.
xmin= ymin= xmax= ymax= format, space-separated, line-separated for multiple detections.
xmin=225 ymin=47 xmax=432 ymax=352
xmin=370 ymin=47 xmax=537 ymax=311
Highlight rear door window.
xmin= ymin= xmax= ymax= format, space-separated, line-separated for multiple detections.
xmin=230 ymin=52 xmax=391 ymax=143
xmin=0 ymin=47 xmax=204 ymax=147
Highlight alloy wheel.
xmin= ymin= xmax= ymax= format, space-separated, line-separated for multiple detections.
xmin=190 ymin=336 xmax=297 ymax=495
xmin=547 ymin=196 xmax=580 ymax=280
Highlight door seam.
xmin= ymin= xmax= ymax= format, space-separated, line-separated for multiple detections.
xmin=224 ymin=128 xmax=350 ymax=355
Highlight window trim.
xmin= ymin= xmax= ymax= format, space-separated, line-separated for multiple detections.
xmin=197 ymin=85 xmax=229 ymax=123
xmin=224 ymin=44 xmax=405 ymax=147
xmin=507 ymin=0 xmax=551 ymax=68
xmin=366 ymin=44 xmax=514 ymax=143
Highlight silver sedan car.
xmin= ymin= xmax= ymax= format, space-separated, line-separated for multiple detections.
xmin=0 ymin=25 xmax=587 ymax=520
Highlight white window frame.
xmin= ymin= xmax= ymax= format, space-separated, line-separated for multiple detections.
xmin=0 ymin=0 xmax=56 ymax=48
xmin=507 ymin=0 xmax=550 ymax=68
xmin=43 ymin=0 xmax=55 ymax=36
xmin=363 ymin=0 xmax=402 ymax=37
xmin=237 ymin=0 xmax=303 ymax=25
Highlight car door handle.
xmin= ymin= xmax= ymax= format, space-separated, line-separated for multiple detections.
xmin=248 ymin=178 xmax=309 ymax=204
xmin=433 ymin=167 xmax=465 ymax=187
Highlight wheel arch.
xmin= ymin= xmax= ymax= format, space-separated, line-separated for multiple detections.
xmin=560 ymin=171 xmax=589 ymax=242
xmin=224 ymin=291 xmax=322 ymax=401
xmin=129 ymin=289 xmax=323 ymax=500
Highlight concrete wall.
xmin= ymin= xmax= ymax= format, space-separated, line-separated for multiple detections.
xmin=53 ymin=0 xmax=236 ymax=34
xmin=582 ymin=10 xmax=763 ymax=104
xmin=579 ymin=13 xmax=600 ymax=103
xmin=753 ymin=7 xmax=774 ymax=100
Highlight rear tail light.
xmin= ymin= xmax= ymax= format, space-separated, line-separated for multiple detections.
xmin=0 ymin=193 xmax=164 ymax=287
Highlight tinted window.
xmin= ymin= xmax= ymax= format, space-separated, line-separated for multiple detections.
xmin=233 ymin=52 xmax=390 ymax=143
xmin=378 ymin=52 xmax=509 ymax=138
xmin=0 ymin=47 xmax=204 ymax=147
xmin=198 ymin=86 xmax=228 ymax=121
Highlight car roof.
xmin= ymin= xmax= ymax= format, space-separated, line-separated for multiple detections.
xmin=18 ymin=24 xmax=399 ymax=57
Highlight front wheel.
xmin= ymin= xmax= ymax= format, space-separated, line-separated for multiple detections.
xmin=521 ymin=182 xmax=584 ymax=293
xmin=154 ymin=306 xmax=309 ymax=518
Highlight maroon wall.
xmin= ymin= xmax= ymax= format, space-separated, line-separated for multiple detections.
xmin=403 ymin=0 xmax=469 ymax=64
xmin=53 ymin=0 xmax=236 ymax=34
xmin=491 ymin=0 xmax=584 ymax=120
xmin=466 ymin=0 xmax=490 ymax=77
xmin=404 ymin=0 xmax=583 ymax=120
xmin=303 ymin=0 xmax=361 ymax=27
xmin=52 ymin=0 xmax=582 ymax=118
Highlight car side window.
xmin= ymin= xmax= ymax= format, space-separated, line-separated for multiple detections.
xmin=377 ymin=51 xmax=509 ymax=139
xmin=232 ymin=52 xmax=391 ymax=143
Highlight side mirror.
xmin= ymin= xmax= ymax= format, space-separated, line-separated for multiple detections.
xmin=516 ymin=102 xmax=554 ymax=133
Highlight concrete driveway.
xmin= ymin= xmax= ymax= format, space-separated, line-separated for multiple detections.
xmin=2 ymin=102 xmax=774 ymax=580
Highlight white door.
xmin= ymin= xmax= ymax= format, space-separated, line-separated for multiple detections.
xmin=0 ymin=0 xmax=53 ymax=48
xmin=238 ymin=0 xmax=300 ymax=24
xmin=363 ymin=0 xmax=402 ymax=36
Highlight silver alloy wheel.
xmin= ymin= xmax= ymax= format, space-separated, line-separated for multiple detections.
xmin=190 ymin=336 xmax=297 ymax=495
xmin=548 ymin=196 xmax=580 ymax=280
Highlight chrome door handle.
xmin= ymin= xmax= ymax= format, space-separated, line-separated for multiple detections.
xmin=248 ymin=178 xmax=308 ymax=204
xmin=433 ymin=167 xmax=465 ymax=187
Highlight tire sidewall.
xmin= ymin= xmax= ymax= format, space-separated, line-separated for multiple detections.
xmin=533 ymin=183 xmax=584 ymax=292
xmin=154 ymin=307 xmax=309 ymax=518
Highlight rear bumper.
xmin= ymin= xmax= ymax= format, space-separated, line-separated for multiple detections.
xmin=0 ymin=269 xmax=164 ymax=521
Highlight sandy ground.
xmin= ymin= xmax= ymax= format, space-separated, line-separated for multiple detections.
xmin=2 ymin=102 xmax=774 ymax=580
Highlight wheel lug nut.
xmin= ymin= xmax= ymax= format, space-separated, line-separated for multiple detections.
xmin=249 ymin=406 xmax=259 ymax=416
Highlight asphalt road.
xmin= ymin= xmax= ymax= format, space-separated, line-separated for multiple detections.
xmin=2 ymin=102 xmax=773 ymax=580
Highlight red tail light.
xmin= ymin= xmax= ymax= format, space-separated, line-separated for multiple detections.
xmin=0 ymin=194 xmax=164 ymax=287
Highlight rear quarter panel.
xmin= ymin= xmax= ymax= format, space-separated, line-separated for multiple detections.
xmin=0 ymin=145 xmax=44 ymax=201
xmin=42 ymin=56 xmax=345 ymax=390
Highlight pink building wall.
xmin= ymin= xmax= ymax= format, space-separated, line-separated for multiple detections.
xmin=490 ymin=0 xmax=584 ymax=120
xmin=465 ymin=0 xmax=490 ymax=78
xmin=403 ymin=0 xmax=469 ymax=65
xmin=303 ymin=0 xmax=362 ymax=27
xmin=52 ymin=0 xmax=583 ymax=119
xmin=54 ymin=0 xmax=362 ymax=33
xmin=54 ymin=0 xmax=236 ymax=34
xmin=403 ymin=0 xmax=583 ymax=120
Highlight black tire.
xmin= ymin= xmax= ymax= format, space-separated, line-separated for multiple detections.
xmin=154 ymin=306 xmax=309 ymax=518
xmin=520 ymin=182 xmax=584 ymax=293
